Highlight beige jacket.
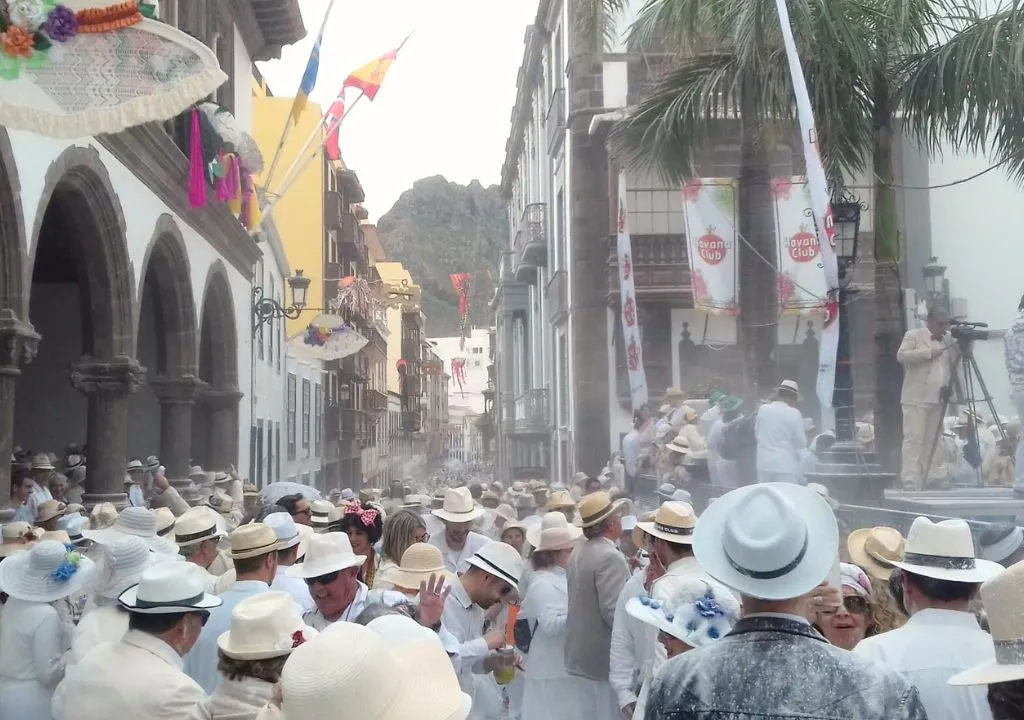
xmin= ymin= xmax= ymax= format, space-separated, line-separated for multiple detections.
xmin=57 ymin=630 xmax=204 ymax=720
xmin=897 ymin=327 xmax=956 ymax=405
xmin=565 ymin=536 xmax=630 ymax=681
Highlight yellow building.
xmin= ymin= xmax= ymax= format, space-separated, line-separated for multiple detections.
xmin=250 ymin=80 xmax=325 ymax=338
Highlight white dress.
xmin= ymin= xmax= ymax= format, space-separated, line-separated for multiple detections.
xmin=0 ymin=597 xmax=71 ymax=720
xmin=519 ymin=567 xmax=576 ymax=720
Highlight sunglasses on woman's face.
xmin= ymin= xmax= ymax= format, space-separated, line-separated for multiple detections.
xmin=305 ymin=570 xmax=340 ymax=587
xmin=843 ymin=595 xmax=869 ymax=615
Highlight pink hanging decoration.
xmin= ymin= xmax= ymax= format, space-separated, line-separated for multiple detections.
xmin=215 ymin=152 xmax=232 ymax=203
xmin=188 ymin=107 xmax=207 ymax=208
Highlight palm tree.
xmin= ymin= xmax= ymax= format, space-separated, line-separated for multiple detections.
xmin=603 ymin=0 xmax=1024 ymax=469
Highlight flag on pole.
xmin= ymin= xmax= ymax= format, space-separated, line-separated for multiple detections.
xmin=324 ymin=98 xmax=345 ymax=161
xmin=616 ymin=173 xmax=649 ymax=410
xmin=342 ymin=45 xmax=402 ymax=101
xmin=289 ymin=18 xmax=330 ymax=125
xmin=773 ymin=0 xmax=841 ymax=432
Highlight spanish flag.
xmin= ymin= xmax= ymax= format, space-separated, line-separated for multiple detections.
xmin=342 ymin=35 xmax=411 ymax=101
xmin=289 ymin=2 xmax=336 ymax=125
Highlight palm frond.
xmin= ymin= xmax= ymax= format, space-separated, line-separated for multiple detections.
xmin=574 ymin=0 xmax=630 ymax=53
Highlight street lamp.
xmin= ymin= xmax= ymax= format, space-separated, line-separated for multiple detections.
xmin=251 ymin=270 xmax=311 ymax=336
xmin=830 ymin=190 xmax=864 ymax=445
xmin=922 ymin=256 xmax=948 ymax=312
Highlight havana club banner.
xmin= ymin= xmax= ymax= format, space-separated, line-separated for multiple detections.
xmin=616 ymin=173 xmax=649 ymax=411
xmin=772 ymin=176 xmax=828 ymax=313
xmin=680 ymin=178 xmax=739 ymax=316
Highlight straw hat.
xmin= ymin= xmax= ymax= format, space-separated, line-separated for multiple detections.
xmin=95 ymin=536 xmax=157 ymax=601
xmin=431 ymin=487 xmax=485 ymax=524
xmin=665 ymin=433 xmax=692 ymax=455
xmin=546 ymin=490 xmax=575 ymax=511
xmin=636 ymin=502 xmax=698 ymax=544
xmin=218 ymin=591 xmax=317 ymax=660
xmin=949 ymin=560 xmax=1024 ymax=686
xmin=227 ymin=523 xmax=279 ymax=560
xmin=0 ymin=521 xmax=35 ymax=558
xmin=693 ymin=483 xmax=839 ymax=601
xmin=214 ymin=471 xmax=232 ymax=486
xmin=466 ymin=542 xmax=523 ymax=590
xmin=89 ymin=502 xmax=118 ymax=530
xmin=118 ymin=562 xmax=221 ymax=615
xmin=30 ymin=453 xmax=55 ymax=471
xmin=575 ymin=491 xmax=628 ymax=529
xmin=663 ymin=387 xmax=685 ymax=401
xmin=526 ymin=513 xmax=582 ymax=552
xmin=379 ymin=542 xmax=455 ymax=590
xmin=274 ymin=622 xmax=470 ymax=720
xmin=174 ymin=508 xmax=224 ymax=548
xmin=154 ymin=507 xmax=176 ymax=537
xmin=847 ymin=526 xmax=906 ymax=580
xmin=36 ymin=500 xmax=66 ymax=524
xmin=626 ymin=576 xmax=740 ymax=648
xmin=892 ymin=517 xmax=1003 ymax=584
xmin=0 ymin=539 xmax=94 ymax=603
xmin=84 ymin=506 xmax=179 ymax=555
xmin=777 ymin=379 xmax=801 ymax=397
xmin=286 ymin=532 xmax=365 ymax=579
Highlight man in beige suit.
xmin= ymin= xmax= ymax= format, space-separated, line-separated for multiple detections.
xmin=566 ymin=491 xmax=631 ymax=720
xmin=898 ymin=308 xmax=956 ymax=490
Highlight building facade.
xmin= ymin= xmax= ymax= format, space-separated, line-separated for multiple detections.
xmin=0 ymin=1 xmax=306 ymax=505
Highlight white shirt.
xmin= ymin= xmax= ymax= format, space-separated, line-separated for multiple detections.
xmin=271 ymin=565 xmax=315 ymax=613
xmin=699 ymin=405 xmax=721 ymax=437
xmin=184 ymin=580 xmax=271 ymax=694
xmin=855 ymin=608 xmax=994 ymax=720
xmin=621 ymin=430 xmax=645 ymax=476
xmin=429 ymin=531 xmax=491 ymax=575
xmin=127 ymin=484 xmax=146 ymax=508
xmin=442 ymin=579 xmax=492 ymax=714
xmin=755 ymin=400 xmax=808 ymax=473
xmin=27 ymin=482 xmax=53 ymax=520
xmin=609 ymin=572 xmax=655 ymax=711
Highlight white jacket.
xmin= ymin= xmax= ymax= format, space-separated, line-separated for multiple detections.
xmin=755 ymin=401 xmax=807 ymax=474
xmin=190 ymin=676 xmax=275 ymax=720
xmin=519 ymin=567 xmax=570 ymax=681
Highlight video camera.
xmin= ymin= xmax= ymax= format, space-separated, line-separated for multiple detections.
xmin=950 ymin=320 xmax=990 ymax=342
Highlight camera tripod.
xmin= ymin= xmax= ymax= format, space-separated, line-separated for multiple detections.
xmin=921 ymin=331 xmax=1010 ymax=486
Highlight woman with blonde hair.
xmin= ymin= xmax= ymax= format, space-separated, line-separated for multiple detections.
xmin=374 ymin=509 xmax=428 ymax=590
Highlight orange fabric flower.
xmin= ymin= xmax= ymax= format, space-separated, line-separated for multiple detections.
xmin=2 ymin=26 xmax=35 ymax=59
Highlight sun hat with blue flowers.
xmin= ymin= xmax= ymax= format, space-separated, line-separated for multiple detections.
xmin=0 ymin=538 xmax=94 ymax=603
xmin=626 ymin=576 xmax=741 ymax=648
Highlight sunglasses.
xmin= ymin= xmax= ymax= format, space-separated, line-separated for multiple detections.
xmin=843 ymin=595 xmax=869 ymax=615
xmin=305 ymin=570 xmax=340 ymax=587
xmin=293 ymin=508 xmax=311 ymax=517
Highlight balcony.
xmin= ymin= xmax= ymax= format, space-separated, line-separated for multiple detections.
xmin=513 ymin=203 xmax=547 ymax=283
xmin=324 ymin=190 xmax=343 ymax=231
xmin=340 ymin=212 xmax=362 ymax=248
xmin=606 ymin=234 xmax=689 ymax=305
xmin=502 ymin=389 xmax=549 ymax=435
xmin=402 ymin=410 xmax=421 ymax=432
xmin=546 ymin=87 xmax=566 ymax=154
xmin=546 ymin=269 xmax=567 ymax=324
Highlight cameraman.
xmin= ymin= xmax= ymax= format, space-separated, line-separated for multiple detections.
xmin=897 ymin=307 xmax=956 ymax=490
xmin=1004 ymin=293 xmax=1024 ymax=498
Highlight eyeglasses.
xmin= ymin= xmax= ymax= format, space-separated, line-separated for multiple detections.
xmin=293 ymin=507 xmax=311 ymax=517
xmin=191 ymin=611 xmax=210 ymax=627
xmin=843 ymin=595 xmax=869 ymax=615
xmin=305 ymin=570 xmax=340 ymax=587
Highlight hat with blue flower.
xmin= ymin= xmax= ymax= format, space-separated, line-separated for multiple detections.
xmin=626 ymin=576 xmax=740 ymax=648
xmin=0 ymin=538 xmax=94 ymax=603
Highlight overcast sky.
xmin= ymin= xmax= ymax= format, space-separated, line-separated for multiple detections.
xmin=257 ymin=0 xmax=535 ymax=221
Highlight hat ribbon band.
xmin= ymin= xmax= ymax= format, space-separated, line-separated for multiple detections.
xmin=175 ymin=526 xmax=218 ymax=544
xmin=725 ymin=535 xmax=808 ymax=581
xmin=156 ymin=525 xmax=174 ymax=537
xmin=235 ymin=539 xmax=279 ymax=555
xmin=472 ymin=554 xmax=517 ymax=587
xmin=580 ymin=505 xmax=614 ymax=525
xmin=994 ymin=638 xmax=1024 ymax=666
xmin=131 ymin=592 xmax=207 ymax=610
xmin=902 ymin=551 xmax=976 ymax=570
xmin=654 ymin=522 xmax=693 ymax=537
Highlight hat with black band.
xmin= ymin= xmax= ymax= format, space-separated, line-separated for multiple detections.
xmin=574 ymin=491 xmax=628 ymax=529
xmin=174 ymin=508 xmax=224 ymax=548
xmin=466 ymin=541 xmax=523 ymax=591
xmin=636 ymin=501 xmax=698 ymax=545
xmin=892 ymin=517 xmax=1003 ymax=584
xmin=119 ymin=563 xmax=222 ymax=615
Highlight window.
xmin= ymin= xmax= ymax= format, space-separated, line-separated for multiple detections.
xmin=314 ymin=383 xmax=322 ymax=456
xmin=302 ymin=378 xmax=311 ymax=453
xmin=627 ymin=188 xmax=684 ymax=235
xmin=472 ymin=347 xmax=483 ymax=354
xmin=287 ymin=374 xmax=297 ymax=460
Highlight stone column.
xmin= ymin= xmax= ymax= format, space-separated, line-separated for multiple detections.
xmin=0 ymin=310 xmax=40 ymax=507
xmin=151 ymin=374 xmax=206 ymax=501
xmin=201 ymin=387 xmax=242 ymax=471
xmin=70 ymin=355 xmax=146 ymax=507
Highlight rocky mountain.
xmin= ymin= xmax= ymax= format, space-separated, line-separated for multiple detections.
xmin=377 ymin=176 xmax=507 ymax=336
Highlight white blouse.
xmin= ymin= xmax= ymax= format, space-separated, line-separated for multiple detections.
xmin=0 ymin=597 xmax=71 ymax=720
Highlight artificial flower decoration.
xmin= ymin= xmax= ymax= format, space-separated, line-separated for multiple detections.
xmin=50 ymin=548 xmax=82 ymax=583
xmin=0 ymin=1 xmax=83 ymax=78
xmin=695 ymin=590 xmax=726 ymax=619
xmin=290 ymin=630 xmax=307 ymax=649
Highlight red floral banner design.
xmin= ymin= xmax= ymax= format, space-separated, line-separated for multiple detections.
xmin=680 ymin=178 xmax=738 ymax=316
xmin=616 ymin=173 xmax=649 ymax=411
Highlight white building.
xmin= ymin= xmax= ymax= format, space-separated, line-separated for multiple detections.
xmin=447 ymin=405 xmax=484 ymax=465
xmin=430 ymin=329 xmax=493 ymax=415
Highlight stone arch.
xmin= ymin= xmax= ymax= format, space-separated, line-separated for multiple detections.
xmin=0 ymin=128 xmax=26 ymax=316
xmin=198 ymin=260 xmax=238 ymax=389
xmin=28 ymin=145 xmax=134 ymax=358
xmin=136 ymin=215 xmax=198 ymax=377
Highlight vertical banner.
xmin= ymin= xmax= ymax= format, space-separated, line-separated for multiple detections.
xmin=616 ymin=173 xmax=650 ymax=410
xmin=680 ymin=178 xmax=739 ymax=315
xmin=773 ymin=0 xmax=841 ymax=432
xmin=772 ymin=176 xmax=828 ymax=313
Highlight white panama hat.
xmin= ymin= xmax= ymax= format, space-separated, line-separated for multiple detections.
xmin=636 ymin=501 xmax=698 ymax=544
xmin=526 ymin=512 xmax=582 ymax=552
xmin=83 ymin=506 xmax=178 ymax=555
xmin=892 ymin=517 xmax=1003 ymax=584
xmin=173 ymin=508 xmax=225 ymax=548
xmin=265 ymin=512 xmax=306 ymax=554
xmin=466 ymin=541 xmax=523 ymax=590
xmin=693 ymin=483 xmax=839 ymax=601
xmin=286 ymin=532 xmax=365 ymax=580
xmin=626 ymin=576 xmax=740 ymax=647
xmin=217 ymin=591 xmax=317 ymax=661
xmin=0 ymin=539 xmax=94 ymax=603
xmin=275 ymin=622 xmax=470 ymax=720
xmin=118 ymin=562 xmax=221 ymax=615
xmin=949 ymin=559 xmax=1024 ymax=686
xmin=432 ymin=487 xmax=485 ymax=524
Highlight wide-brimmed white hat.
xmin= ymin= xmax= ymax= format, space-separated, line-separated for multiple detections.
xmin=626 ymin=576 xmax=740 ymax=647
xmin=693 ymin=483 xmax=838 ymax=600
xmin=432 ymin=487 xmax=485 ymax=524
xmin=636 ymin=501 xmax=698 ymax=544
xmin=526 ymin=513 xmax=582 ymax=552
xmin=119 ymin=561 xmax=221 ymax=614
xmin=0 ymin=539 xmax=94 ymax=603
xmin=378 ymin=542 xmax=455 ymax=590
xmin=847 ymin=526 xmax=905 ymax=581
xmin=227 ymin=523 xmax=279 ymax=560
xmin=466 ymin=541 xmax=523 ymax=590
xmin=575 ymin=491 xmax=628 ymax=529
xmin=286 ymin=532 xmax=365 ymax=580
xmin=892 ymin=517 xmax=1003 ymax=583
xmin=173 ymin=508 xmax=225 ymax=548
xmin=83 ymin=506 xmax=178 ymax=555
xmin=218 ymin=591 xmax=317 ymax=660
xmin=94 ymin=536 xmax=158 ymax=600
xmin=949 ymin=559 xmax=1024 ymax=686
xmin=265 ymin=512 xmax=309 ymax=557
xmin=274 ymin=622 xmax=470 ymax=720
